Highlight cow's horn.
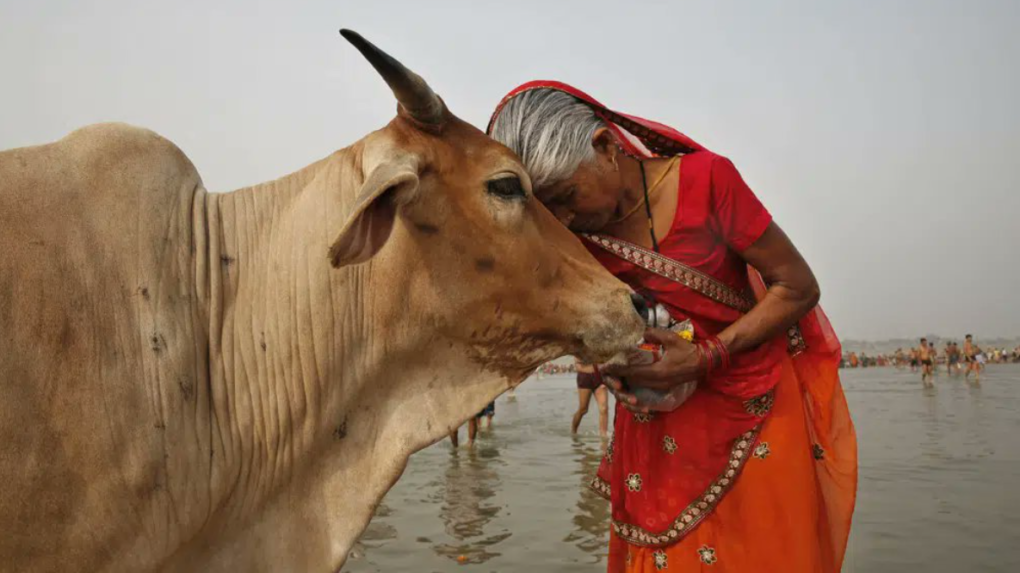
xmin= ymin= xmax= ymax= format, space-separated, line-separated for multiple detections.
xmin=340 ymin=29 xmax=444 ymax=127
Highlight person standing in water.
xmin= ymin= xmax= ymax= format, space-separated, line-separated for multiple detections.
xmin=947 ymin=341 xmax=961 ymax=376
xmin=573 ymin=359 xmax=610 ymax=438
xmin=918 ymin=338 xmax=934 ymax=386
xmin=449 ymin=401 xmax=496 ymax=448
xmin=964 ymin=334 xmax=983 ymax=383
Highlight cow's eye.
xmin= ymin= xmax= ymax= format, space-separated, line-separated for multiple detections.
xmin=486 ymin=176 xmax=526 ymax=200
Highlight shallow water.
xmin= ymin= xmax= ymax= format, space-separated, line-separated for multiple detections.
xmin=343 ymin=366 xmax=1020 ymax=572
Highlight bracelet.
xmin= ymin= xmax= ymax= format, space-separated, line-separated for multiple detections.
xmin=695 ymin=342 xmax=709 ymax=374
xmin=695 ymin=339 xmax=716 ymax=375
xmin=709 ymin=335 xmax=732 ymax=371
xmin=696 ymin=336 xmax=732 ymax=375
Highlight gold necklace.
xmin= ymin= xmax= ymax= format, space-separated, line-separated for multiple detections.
xmin=609 ymin=156 xmax=680 ymax=224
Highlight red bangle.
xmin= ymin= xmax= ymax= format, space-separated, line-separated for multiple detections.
xmin=709 ymin=336 xmax=731 ymax=371
xmin=697 ymin=336 xmax=731 ymax=375
xmin=695 ymin=342 xmax=709 ymax=374
xmin=696 ymin=339 xmax=716 ymax=375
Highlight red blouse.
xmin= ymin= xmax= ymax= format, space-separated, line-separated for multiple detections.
xmin=588 ymin=150 xmax=783 ymax=399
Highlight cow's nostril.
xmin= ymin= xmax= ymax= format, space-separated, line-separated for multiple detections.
xmin=629 ymin=293 xmax=650 ymax=325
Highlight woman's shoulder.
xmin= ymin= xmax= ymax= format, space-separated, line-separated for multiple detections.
xmin=681 ymin=149 xmax=720 ymax=164
xmin=682 ymin=150 xmax=743 ymax=172
xmin=681 ymin=152 xmax=756 ymax=198
xmin=677 ymin=150 xmax=718 ymax=192
xmin=679 ymin=150 xmax=732 ymax=179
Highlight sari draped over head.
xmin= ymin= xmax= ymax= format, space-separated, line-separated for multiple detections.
xmin=489 ymin=82 xmax=857 ymax=572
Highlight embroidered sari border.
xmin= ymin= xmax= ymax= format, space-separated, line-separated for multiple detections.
xmin=581 ymin=234 xmax=756 ymax=313
xmin=589 ymin=427 xmax=761 ymax=547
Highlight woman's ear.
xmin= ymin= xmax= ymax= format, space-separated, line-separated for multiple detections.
xmin=591 ymin=127 xmax=619 ymax=172
xmin=591 ymin=127 xmax=616 ymax=157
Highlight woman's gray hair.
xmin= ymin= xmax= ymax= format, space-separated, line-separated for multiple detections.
xmin=490 ymin=89 xmax=605 ymax=189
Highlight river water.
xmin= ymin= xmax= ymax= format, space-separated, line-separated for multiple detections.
xmin=343 ymin=366 xmax=1020 ymax=572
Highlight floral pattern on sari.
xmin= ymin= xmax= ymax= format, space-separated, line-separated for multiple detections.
xmin=788 ymin=325 xmax=808 ymax=355
xmin=662 ymin=435 xmax=678 ymax=455
xmin=743 ymin=390 xmax=775 ymax=417
xmin=698 ymin=546 xmax=718 ymax=565
xmin=591 ymin=428 xmax=761 ymax=547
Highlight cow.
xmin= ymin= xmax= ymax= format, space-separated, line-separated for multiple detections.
xmin=0 ymin=30 xmax=644 ymax=572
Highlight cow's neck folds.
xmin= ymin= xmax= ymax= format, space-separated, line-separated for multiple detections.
xmin=199 ymin=153 xmax=357 ymax=518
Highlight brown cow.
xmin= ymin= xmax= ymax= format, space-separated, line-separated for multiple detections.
xmin=0 ymin=30 xmax=643 ymax=571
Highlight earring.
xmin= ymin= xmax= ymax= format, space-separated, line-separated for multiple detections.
xmin=611 ymin=154 xmax=619 ymax=172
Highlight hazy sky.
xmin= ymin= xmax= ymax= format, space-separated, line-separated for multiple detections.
xmin=2 ymin=0 xmax=1018 ymax=340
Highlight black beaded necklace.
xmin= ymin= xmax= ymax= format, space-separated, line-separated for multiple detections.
xmin=639 ymin=161 xmax=661 ymax=253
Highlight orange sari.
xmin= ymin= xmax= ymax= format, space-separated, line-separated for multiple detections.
xmin=594 ymin=249 xmax=857 ymax=573
xmin=610 ymin=309 xmax=857 ymax=572
xmin=490 ymin=81 xmax=858 ymax=572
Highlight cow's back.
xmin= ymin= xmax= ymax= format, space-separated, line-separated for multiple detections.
xmin=0 ymin=124 xmax=213 ymax=571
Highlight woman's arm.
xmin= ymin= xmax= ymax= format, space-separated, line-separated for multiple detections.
xmin=602 ymin=222 xmax=817 ymax=394
xmin=716 ymin=222 xmax=819 ymax=355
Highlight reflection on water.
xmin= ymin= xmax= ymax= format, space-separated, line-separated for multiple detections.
xmin=564 ymin=438 xmax=610 ymax=557
xmin=346 ymin=367 xmax=1020 ymax=573
xmin=432 ymin=445 xmax=511 ymax=563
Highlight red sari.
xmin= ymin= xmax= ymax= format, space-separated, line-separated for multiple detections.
xmin=490 ymin=82 xmax=857 ymax=572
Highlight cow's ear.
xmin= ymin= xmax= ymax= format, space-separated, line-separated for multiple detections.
xmin=329 ymin=158 xmax=419 ymax=268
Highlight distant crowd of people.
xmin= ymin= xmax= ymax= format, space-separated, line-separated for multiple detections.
xmin=535 ymin=362 xmax=579 ymax=376
xmin=841 ymin=335 xmax=1019 ymax=385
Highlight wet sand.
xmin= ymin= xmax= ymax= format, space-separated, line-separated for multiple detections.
xmin=344 ymin=366 xmax=1020 ymax=572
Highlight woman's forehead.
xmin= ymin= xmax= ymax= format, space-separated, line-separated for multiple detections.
xmin=534 ymin=182 xmax=565 ymax=203
xmin=534 ymin=173 xmax=581 ymax=201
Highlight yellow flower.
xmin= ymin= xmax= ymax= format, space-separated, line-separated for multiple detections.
xmin=677 ymin=330 xmax=694 ymax=342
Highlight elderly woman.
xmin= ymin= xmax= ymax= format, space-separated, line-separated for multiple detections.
xmin=488 ymin=82 xmax=857 ymax=572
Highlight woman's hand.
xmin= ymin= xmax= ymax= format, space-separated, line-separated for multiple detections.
xmin=602 ymin=328 xmax=705 ymax=392
xmin=601 ymin=374 xmax=698 ymax=413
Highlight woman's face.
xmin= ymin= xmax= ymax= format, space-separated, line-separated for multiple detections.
xmin=534 ymin=130 xmax=628 ymax=233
